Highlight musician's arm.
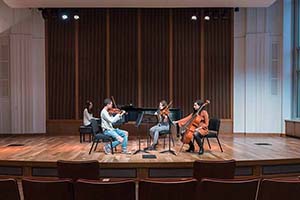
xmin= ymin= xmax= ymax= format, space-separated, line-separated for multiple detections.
xmin=102 ymin=110 xmax=122 ymax=123
xmin=196 ymin=111 xmax=209 ymax=131
xmin=174 ymin=114 xmax=192 ymax=127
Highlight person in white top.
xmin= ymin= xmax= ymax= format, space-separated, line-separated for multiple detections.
xmin=100 ymin=98 xmax=130 ymax=154
xmin=83 ymin=101 xmax=99 ymax=126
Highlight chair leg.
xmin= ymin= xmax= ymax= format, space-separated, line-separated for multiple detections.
xmin=216 ymin=137 xmax=223 ymax=152
xmin=94 ymin=140 xmax=99 ymax=151
xmin=80 ymin=133 xmax=83 ymax=143
xmin=83 ymin=133 xmax=86 ymax=142
xmin=206 ymin=138 xmax=211 ymax=149
xmin=171 ymin=134 xmax=175 ymax=146
xmin=89 ymin=133 xmax=92 ymax=143
xmin=163 ymin=136 xmax=166 ymax=149
xmin=110 ymin=141 xmax=114 ymax=154
xmin=89 ymin=140 xmax=95 ymax=154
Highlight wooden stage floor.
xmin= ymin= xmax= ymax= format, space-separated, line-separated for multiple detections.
xmin=0 ymin=134 xmax=300 ymax=179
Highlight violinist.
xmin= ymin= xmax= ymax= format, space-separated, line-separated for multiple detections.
xmin=147 ymin=100 xmax=170 ymax=150
xmin=174 ymin=100 xmax=209 ymax=155
xmin=100 ymin=98 xmax=130 ymax=154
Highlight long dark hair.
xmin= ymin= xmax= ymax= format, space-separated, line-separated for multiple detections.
xmin=193 ymin=99 xmax=205 ymax=114
xmin=160 ymin=100 xmax=168 ymax=110
xmin=85 ymin=100 xmax=92 ymax=114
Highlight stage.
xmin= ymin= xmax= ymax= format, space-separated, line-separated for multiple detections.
xmin=0 ymin=133 xmax=300 ymax=179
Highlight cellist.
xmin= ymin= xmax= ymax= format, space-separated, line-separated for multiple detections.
xmin=174 ymin=100 xmax=209 ymax=155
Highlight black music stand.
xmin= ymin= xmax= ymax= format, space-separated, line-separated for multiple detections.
xmin=133 ymin=112 xmax=150 ymax=155
xmin=160 ymin=115 xmax=177 ymax=155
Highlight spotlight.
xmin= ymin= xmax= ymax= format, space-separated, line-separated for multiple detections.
xmin=204 ymin=15 xmax=210 ymax=21
xmin=61 ymin=14 xmax=68 ymax=20
xmin=191 ymin=15 xmax=197 ymax=20
xmin=74 ymin=15 xmax=80 ymax=20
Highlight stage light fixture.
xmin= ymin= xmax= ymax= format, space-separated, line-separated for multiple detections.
xmin=191 ymin=15 xmax=197 ymax=20
xmin=204 ymin=15 xmax=210 ymax=21
xmin=61 ymin=14 xmax=68 ymax=20
xmin=74 ymin=15 xmax=80 ymax=20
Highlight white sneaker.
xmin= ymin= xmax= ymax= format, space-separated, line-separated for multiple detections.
xmin=103 ymin=144 xmax=111 ymax=155
xmin=121 ymin=150 xmax=131 ymax=155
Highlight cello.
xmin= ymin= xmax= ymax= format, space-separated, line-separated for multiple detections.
xmin=180 ymin=100 xmax=210 ymax=144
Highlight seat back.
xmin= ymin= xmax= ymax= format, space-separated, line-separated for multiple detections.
xmin=193 ymin=160 xmax=236 ymax=181
xmin=0 ymin=178 xmax=20 ymax=200
xmin=75 ymin=179 xmax=136 ymax=200
xmin=90 ymin=119 xmax=100 ymax=136
xmin=257 ymin=178 xmax=300 ymax=200
xmin=22 ymin=178 xmax=73 ymax=200
xmin=139 ymin=179 xmax=197 ymax=200
xmin=199 ymin=178 xmax=259 ymax=200
xmin=208 ymin=118 xmax=221 ymax=132
xmin=57 ymin=160 xmax=99 ymax=181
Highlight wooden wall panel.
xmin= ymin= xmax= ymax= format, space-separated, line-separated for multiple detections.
xmin=78 ymin=9 xmax=107 ymax=118
xmin=141 ymin=9 xmax=170 ymax=107
xmin=46 ymin=8 xmax=233 ymax=129
xmin=110 ymin=9 xmax=138 ymax=106
xmin=48 ymin=18 xmax=75 ymax=119
xmin=173 ymin=9 xmax=201 ymax=116
xmin=204 ymin=9 xmax=232 ymax=119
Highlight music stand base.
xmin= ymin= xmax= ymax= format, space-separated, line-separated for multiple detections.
xmin=133 ymin=149 xmax=150 ymax=155
xmin=160 ymin=149 xmax=177 ymax=156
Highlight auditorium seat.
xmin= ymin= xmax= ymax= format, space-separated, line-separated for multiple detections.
xmin=139 ymin=179 xmax=197 ymax=200
xmin=22 ymin=178 xmax=73 ymax=200
xmin=199 ymin=178 xmax=260 ymax=200
xmin=57 ymin=160 xmax=99 ymax=181
xmin=257 ymin=178 xmax=300 ymax=200
xmin=0 ymin=178 xmax=20 ymax=200
xmin=74 ymin=179 xmax=136 ymax=200
xmin=193 ymin=160 xmax=236 ymax=181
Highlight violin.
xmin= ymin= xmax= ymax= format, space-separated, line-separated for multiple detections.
xmin=180 ymin=100 xmax=210 ymax=144
xmin=108 ymin=96 xmax=127 ymax=115
xmin=159 ymin=100 xmax=172 ymax=116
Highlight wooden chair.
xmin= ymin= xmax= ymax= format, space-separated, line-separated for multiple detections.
xmin=22 ymin=178 xmax=73 ymax=200
xmin=57 ymin=160 xmax=99 ymax=181
xmin=0 ymin=178 xmax=20 ymax=200
xmin=193 ymin=159 xmax=236 ymax=181
xmin=257 ymin=178 xmax=300 ymax=200
xmin=199 ymin=178 xmax=260 ymax=200
xmin=139 ymin=179 xmax=197 ymax=200
xmin=74 ymin=179 xmax=136 ymax=200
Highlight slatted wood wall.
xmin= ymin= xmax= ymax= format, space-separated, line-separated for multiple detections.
xmin=46 ymin=8 xmax=233 ymax=120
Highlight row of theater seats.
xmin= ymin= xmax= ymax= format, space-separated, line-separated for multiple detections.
xmin=0 ymin=159 xmax=300 ymax=200
xmin=1 ymin=176 xmax=300 ymax=200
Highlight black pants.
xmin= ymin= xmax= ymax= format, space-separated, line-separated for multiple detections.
xmin=189 ymin=132 xmax=204 ymax=149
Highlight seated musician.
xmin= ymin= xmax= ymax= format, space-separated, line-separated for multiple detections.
xmin=148 ymin=100 xmax=170 ymax=150
xmin=100 ymin=98 xmax=130 ymax=154
xmin=83 ymin=100 xmax=99 ymax=126
xmin=174 ymin=100 xmax=209 ymax=155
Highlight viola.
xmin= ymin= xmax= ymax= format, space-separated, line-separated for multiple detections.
xmin=159 ymin=100 xmax=172 ymax=116
xmin=108 ymin=96 xmax=127 ymax=115
xmin=180 ymin=100 xmax=210 ymax=144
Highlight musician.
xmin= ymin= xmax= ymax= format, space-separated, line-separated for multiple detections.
xmin=83 ymin=100 xmax=99 ymax=126
xmin=174 ymin=100 xmax=209 ymax=155
xmin=100 ymin=98 xmax=130 ymax=154
xmin=148 ymin=100 xmax=170 ymax=150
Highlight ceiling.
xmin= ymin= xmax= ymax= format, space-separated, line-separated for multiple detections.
xmin=3 ymin=0 xmax=277 ymax=8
